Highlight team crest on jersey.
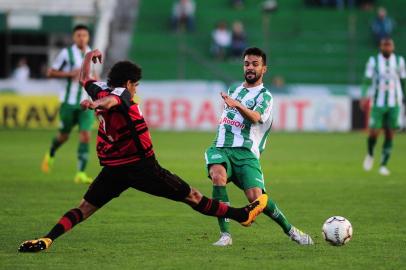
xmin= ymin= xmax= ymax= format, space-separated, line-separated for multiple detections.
xmin=245 ymin=99 xmax=255 ymax=108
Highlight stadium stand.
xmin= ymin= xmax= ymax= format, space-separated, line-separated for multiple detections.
xmin=130 ymin=0 xmax=406 ymax=85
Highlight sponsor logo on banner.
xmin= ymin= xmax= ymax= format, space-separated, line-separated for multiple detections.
xmin=0 ymin=95 xmax=60 ymax=128
xmin=138 ymin=82 xmax=351 ymax=131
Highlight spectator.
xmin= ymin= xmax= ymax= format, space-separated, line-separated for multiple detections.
xmin=230 ymin=21 xmax=247 ymax=58
xmin=171 ymin=0 xmax=196 ymax=32
xmin=12 ymin=58 xmax=30 ymax=81
xmin=371 ymin=7 xmax=395 ymax=44
xmin=230 ymin=0 xmax=244 ymax=9
xmin=271 ymin=75 xmax=287 ymax=92
xmin=211 ymin=22 xmax=232 ymax=60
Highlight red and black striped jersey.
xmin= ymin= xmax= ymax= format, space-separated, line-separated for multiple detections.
xmin=84 ymin=80 xmax=154 ymax=167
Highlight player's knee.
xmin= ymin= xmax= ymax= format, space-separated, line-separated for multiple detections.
xmin=78 ymin=199 xmax=98 ymax=219
xmin=79 ymin=132 xmax=91 ymax=143
xmin=209 ymin=167 xmax=227 ymax=186
xmin=245 ymin=188 xmax=263 ymax=203
xmin=384 ymin=129 xmax=394 ymax=140
xmin=58 ymin=133 xmax=69 ymax=143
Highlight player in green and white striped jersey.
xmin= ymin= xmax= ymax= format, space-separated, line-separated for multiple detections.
xmin=41 ymin=25 xmax=97 ymax=184
xmin=205 ymin=47 xmax=313 ymax=246
xmin=361 ymin=38 xmax=406 ymax=176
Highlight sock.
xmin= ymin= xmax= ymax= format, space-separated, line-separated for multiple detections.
xmin=367 ymin=136 xmax=377 ymax=156
xmin=45 ymin=208 xmax=84 ymax=240
xmin=192 ymin=196 xmax=247 ymax=223
xmin=77 ymin=142 xmax=89 ymax=172
xmin=381 ymin=139 xmax=393 ymax=166
xmin=50 ymin=137 xmax=63 ymax=157
xmin=212 ymin=186 xmax=230 ymax=233
xmin=263 ymin=197 xmax=292 ymax=235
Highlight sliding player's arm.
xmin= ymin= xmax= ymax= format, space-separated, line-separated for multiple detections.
xmin=79 ymin=49 xmax=102 ymax=87
xmin=360 ymin=57 xmax=375 ymax=111
xmin=221 ymin=92 xmax=261 ymax=123
xmin=80 ymin=96 xmax=119 ymax=110
xmin=80 ymin=49 xmax=132 ymax=111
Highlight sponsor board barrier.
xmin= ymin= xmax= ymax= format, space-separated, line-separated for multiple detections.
xmin=0 ymin=84 xmax=352 ymax=131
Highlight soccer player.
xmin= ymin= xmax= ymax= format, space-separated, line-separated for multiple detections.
xmin=18 ymin=49 xmax=268 ymax=252
xmin=205 ymin=47 xmax=313 ymax=246
xmin=41 ymin=24 xmax=97 ymax=184
xmin=361 ymin=38 xmax=406 ymax=176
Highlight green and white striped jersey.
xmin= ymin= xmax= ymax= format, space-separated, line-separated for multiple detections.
xmin=214 ymin=83 xmax=273 ymax=159
xmin=365 ymin=53 xmax=406 ymax=108
xmin=52 ymin=44 xmax=91 ymax=106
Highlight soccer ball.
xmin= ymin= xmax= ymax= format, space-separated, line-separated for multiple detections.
xmin=322 ymin=216 xmax=353 ymax=246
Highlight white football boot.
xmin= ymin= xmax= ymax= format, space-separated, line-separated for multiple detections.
xmin=379 ymin=166 xmax=390 ymax=176
xmin=363 ymin=154 xmax=374 ymax=171
xmin=289 ymin=227 xmax=314 ymax=245
xmin=212 ymin=232 xmax=232 ymax=246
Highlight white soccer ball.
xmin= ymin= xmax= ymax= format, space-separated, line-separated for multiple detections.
xmin=322 ymin=216 xmax=353 ymax=246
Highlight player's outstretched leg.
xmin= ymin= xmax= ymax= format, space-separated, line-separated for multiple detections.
xmin=263 ymin=196 xmax=313 ymax=245
xmin=379 ymin=128 xmax=393 ymax=176
xmin=363 ymin=130 xmax=378 ymax=171
xmin=41 ymin=133 xmax=69 ymax=173
xmin=185 ymin=187 xmax=267 ymax=227
xmin=18 ymin=200 xmax=97 ymax=252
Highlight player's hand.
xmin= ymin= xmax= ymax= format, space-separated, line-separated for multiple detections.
xmin=359 ymin=98 xmax=369 ymax=112
xmin=221 ymin=92 xmax=241 ymax=109
xmin=80 ymin=100 xmax=95 ymax=110
xmin=89 ymin=49 xmax=103 ymax=64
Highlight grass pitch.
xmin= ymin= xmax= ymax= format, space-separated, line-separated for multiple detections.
xmin=0 ymin=130 xmax=405 ymax=270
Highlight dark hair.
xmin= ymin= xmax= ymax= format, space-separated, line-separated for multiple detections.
xmin=380 ymin=37 xmax=393 ymax=44
xmin=107 ymin=61 xmax=142 ymax=87
xmin=243 ymin=47 xmax=267 ymax=65
xmin=73 ymin=24 xmax=90 ymax=33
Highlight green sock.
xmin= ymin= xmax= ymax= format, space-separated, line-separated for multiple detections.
xmin=212 ymin=186 xmax=230 ymax=234
xmin=50 ymin=137 xmax=63 ymax=157
xmin=367 ymin=136 xmax=377 ymax=156
xmin=77 ymin=142 xmax=89 ymax=172
xmin=263 ymin=197 xmax=292 ymax=235
xmin=381 ymin=139 xmax=393 ymax=166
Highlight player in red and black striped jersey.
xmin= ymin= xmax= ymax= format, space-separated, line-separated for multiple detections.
xmin=18 ymin=49 xmax=268 ymax=252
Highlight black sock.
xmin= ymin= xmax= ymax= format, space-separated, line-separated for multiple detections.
xmin=367 ymin=136 xmax=377 ymax=156
xmin=45 ymin=208 xmax=84 ymax=240
xmin=50 ymin=137 xmax=63 ymax=157
xmin=193 ymin=196 xmax=247 ymax=222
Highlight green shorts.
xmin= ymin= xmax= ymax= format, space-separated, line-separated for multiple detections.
xmin=205 ymin=146 xmax=265 ymax=191
xmin=369 ymin=106 xmax=400 ymax=129
xmin=59 ymin=103 xmax=95 ymax=134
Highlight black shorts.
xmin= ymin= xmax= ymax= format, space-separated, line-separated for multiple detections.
xmin=84 ymin=157 xmax=191 ymax=208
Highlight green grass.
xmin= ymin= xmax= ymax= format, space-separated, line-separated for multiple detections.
xmin=1 ymin=130 xmax=405 ymax=269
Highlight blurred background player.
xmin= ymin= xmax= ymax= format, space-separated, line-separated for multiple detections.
xmin=361 ymin=38 xmax=406 ymax=176
xmin=205 ymin=47 xmax=313 ymax=246
xmin=41 ymin=24 xmax=97 ymax=184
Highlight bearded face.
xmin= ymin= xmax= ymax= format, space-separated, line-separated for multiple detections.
xmin=243 ymin=55 xmax=266 ymax=85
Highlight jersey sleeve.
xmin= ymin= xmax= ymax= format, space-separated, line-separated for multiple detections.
xmin=51 ymin=49 xmax=68 ymax=71
xmin=253 ymin=91 xmax=273 ymax=123
xmin=84 ymin=80 xmax=110 ymax=100
xmin=399 ymin=56 xmax=406 ymax=79
xmin=365 ymin=57 xmax=375 ymax=79
xmin=109 ymin=88 xmax=132 ymax=108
